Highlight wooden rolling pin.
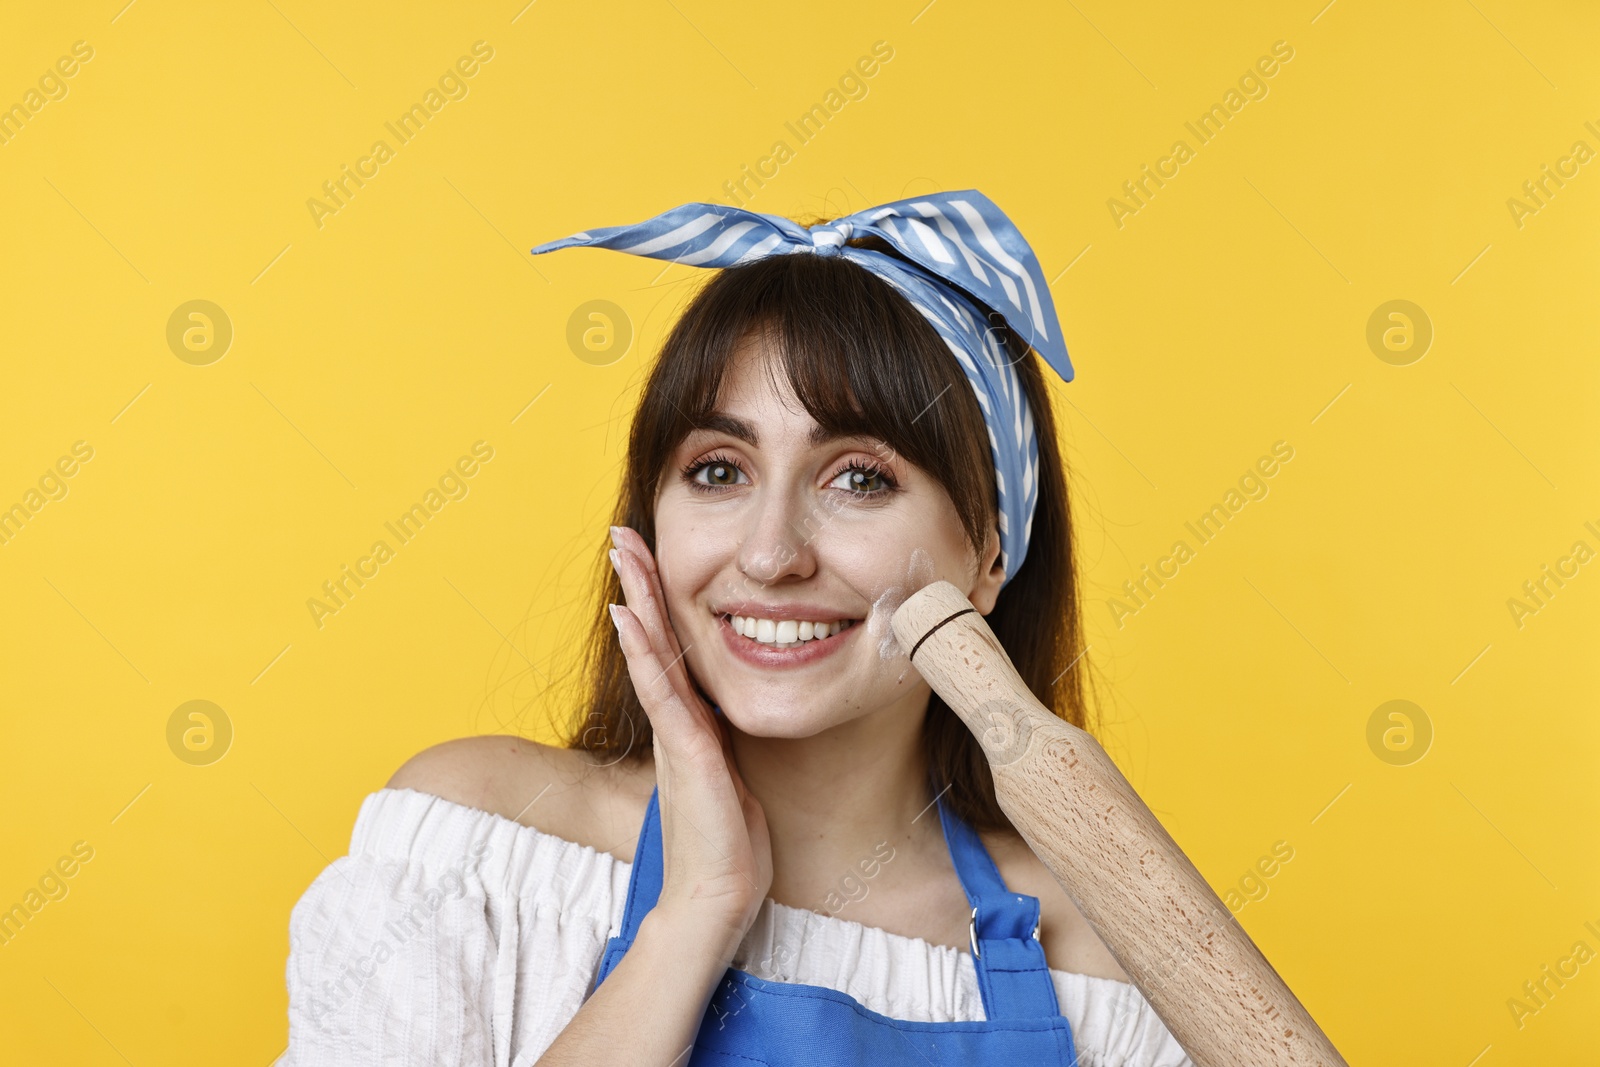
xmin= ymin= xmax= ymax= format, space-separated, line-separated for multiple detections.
xmin=892 ymin=580 xmax=1346 ymax=1067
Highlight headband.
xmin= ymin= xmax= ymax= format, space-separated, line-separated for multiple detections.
xmin=528 ymin=190 xmax=1074 ymax=587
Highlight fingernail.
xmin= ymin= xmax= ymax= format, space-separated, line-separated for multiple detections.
xmin=609 ymin=547 xmax=621 ymax=573
xmin=609 ymin=525 xmax=622 ymax=549
xmin=608 ymin=603 xmax=624 ymax=633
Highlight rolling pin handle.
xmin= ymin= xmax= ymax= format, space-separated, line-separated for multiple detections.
xmin=908 ymin=607 xmax=977 ymax=662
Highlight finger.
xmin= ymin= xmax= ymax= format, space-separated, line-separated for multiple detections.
xmin=612 ymin=528 xmax=686 ymax=665
xmin=611 ymin=545 xmax=676 ymax=666
xmin=610 ymin=604 xmax=690 ymax=739
xmin=612 ymin=538 xmax=698 ymax=700
xmin=611 ymin=532 xmax=728 ymax=753
xmin=613 ymin=602 xmax=722 ymax=766
xmin=624 ymin=529 xmax=686 ymax=661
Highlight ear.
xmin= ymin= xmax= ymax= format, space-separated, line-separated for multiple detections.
xmin=969 ymin=518 xmax=1007 ymax=616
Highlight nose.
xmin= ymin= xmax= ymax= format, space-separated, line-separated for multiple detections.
xmin=734 ymin=484 xmax=820 ymax=588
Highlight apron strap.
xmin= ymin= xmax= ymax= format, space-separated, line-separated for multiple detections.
xmin=591 ymin=786 xmax=664 ymax=993
xmin=936 ymin=790 xmax=1063 ymax=1020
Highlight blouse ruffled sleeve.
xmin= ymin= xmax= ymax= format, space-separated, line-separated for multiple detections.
xmin=276 ymin=787 xmax=631 ymax=1067
xmin=1063 ymin=972 xmax=1193 ymax=1067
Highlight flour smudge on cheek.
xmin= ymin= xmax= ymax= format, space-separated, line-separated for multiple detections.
xmin=864 ymin=547 xmax=937 ymax=680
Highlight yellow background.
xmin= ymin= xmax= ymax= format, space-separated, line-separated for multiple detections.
xmin=1 ymin=0 xmax=1594 ymax=1063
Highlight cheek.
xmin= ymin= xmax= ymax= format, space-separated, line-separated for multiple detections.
xmin=832 ymin=509 xmax=945 ymax=582
xmin=655 ymin=517 xmax=736 ymax=607
xmin=654 ymin=500 xmax=705 ymax=577
xmin=861 ymin=546 xmax=940 ymax=660
xmin=823 ymin=502 xmax=936 ymax=563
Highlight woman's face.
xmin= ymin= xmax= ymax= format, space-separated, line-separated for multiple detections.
xmin=653 ymin=340 xmax=1006 ymax=738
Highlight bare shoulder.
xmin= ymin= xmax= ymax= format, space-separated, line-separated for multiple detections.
xmin=386 ymin=735 xmax=657 ymax=862
xmin=980 ymin=826 xmax=1132 ymax=984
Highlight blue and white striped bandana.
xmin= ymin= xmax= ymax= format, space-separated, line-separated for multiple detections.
xmin=529 ymin=189 xmax=1075 ymax=587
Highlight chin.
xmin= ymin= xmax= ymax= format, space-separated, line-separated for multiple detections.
xmin=715 ymin=696 xmax=848 ymax=739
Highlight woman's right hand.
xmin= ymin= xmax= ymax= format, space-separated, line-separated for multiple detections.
xmin=608 ymin=524 xmax=773 ymax=956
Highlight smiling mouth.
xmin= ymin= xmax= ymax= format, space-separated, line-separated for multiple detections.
xmin=720 ymin=613 xmax=861 ymax=650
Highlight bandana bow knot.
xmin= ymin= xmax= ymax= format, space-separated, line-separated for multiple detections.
xmin=530 ymin=189 xmax=1075 ymax=587
xmin=808 ymin=222 xmax=850 ymax=254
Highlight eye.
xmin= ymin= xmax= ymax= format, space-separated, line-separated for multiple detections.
xmin=680 ymin=451 xmax=748 ymax=493
xmin=829 ymin=460 xmax=897 ymax=498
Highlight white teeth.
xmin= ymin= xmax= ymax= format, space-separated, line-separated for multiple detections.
xmin=729 ymin=614 xmax=855 ymax=648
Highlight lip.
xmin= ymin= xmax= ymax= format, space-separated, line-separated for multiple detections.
xmin=714 ymin=600 xmax=860 ymax=623
xmin=716 ymin=612 xmax=861 ymax=669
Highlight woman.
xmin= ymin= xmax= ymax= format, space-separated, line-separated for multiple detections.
xmin=279 ymin=192 xmax=1191 ymax=1065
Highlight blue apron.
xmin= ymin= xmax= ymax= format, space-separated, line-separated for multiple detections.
xmin=589 ymin=784 xmax=1079 ymax=1065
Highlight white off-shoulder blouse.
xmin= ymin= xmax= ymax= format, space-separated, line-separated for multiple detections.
xmin=276 ymin=787 xmax=1192 ymax=1067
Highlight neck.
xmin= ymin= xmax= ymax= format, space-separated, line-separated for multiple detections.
xmin=727 ymin=686 xmax=947 ymax=914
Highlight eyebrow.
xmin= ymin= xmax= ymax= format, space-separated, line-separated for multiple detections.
xmin=692 ymin=411 xmax=880 ymax=450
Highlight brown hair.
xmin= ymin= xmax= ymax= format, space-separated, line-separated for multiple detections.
xmin=558 ymin=227 xmax=1098 ymax=833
